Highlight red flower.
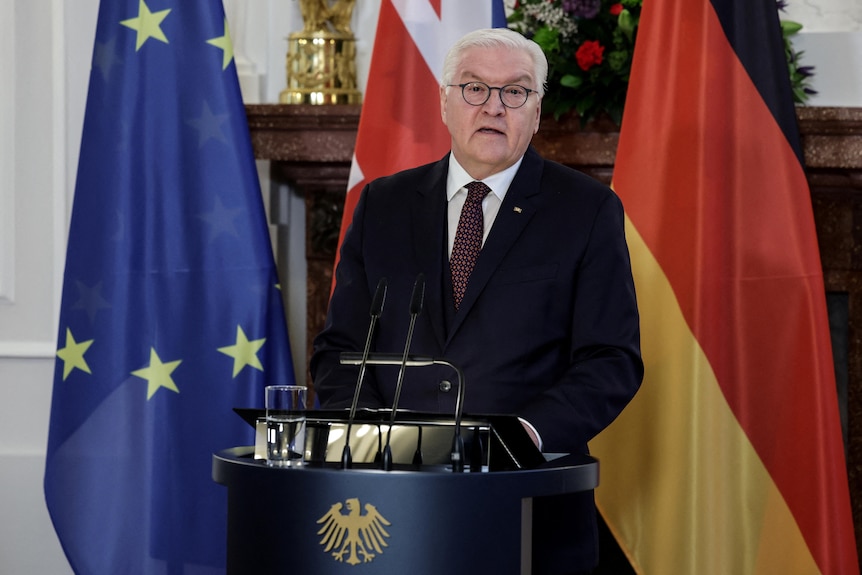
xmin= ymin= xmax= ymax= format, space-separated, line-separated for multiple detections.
xmin=609 ymin=3 xmax=624 ymax=15
xmin=575 ymin=40 xmax=605 ymax=71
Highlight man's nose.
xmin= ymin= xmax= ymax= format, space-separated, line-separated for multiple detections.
xmin=482 ymin=88 xmax=507 ymax=113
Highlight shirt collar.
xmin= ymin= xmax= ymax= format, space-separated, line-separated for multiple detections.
xmin=446 ymin=154 xmax=524 ymax=202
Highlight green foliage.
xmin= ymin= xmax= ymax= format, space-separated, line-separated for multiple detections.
xmin=780 ymin=19 xmax=817 ymax=103
xmin=508 ymin=0 xmax=815 ymax=125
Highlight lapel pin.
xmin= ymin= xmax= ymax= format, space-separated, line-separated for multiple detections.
xmin=513 ymin=206 xmax=523 ymax=213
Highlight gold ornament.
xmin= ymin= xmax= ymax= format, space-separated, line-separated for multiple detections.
xmin=281 ymin=0 xmax=362 ymax=105
xmin=317 ymin=497 xmax=391 ymax=565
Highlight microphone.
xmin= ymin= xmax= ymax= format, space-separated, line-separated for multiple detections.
xmin=340 ymin=352 xmax=467 ymax=472
xmin=382 ymin=274 xmax=426 ymax=471
xmin=341 ymin=278 xmax=387 ymax=469
xmin=412 ymin=426 xmax=423 ymax=466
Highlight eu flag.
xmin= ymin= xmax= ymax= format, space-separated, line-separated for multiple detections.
xmin=44 ymin=1 xmax=295 ymax=573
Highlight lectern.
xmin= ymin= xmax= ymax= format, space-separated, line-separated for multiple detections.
xmin=213 ymin=410 xmax=598 ymax=575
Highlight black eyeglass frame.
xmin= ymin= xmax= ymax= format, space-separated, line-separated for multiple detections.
xmin=446 ymin=82 xmax=539 ymax=109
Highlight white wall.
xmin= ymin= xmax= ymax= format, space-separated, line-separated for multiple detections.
xmin=783 ymin=0 xmax=862 ymax=107
xmin=0 ymin=0 xmax=857 ymax=573
xmin=1 ymin=1 xmax=71 ymax=572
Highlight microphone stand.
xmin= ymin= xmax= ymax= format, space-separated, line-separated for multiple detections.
xmin=382 ymin=274 xmax=425 ymax=471
xmin=341 ymin=278 xmax=387 ymax=469
xmin=430 ymin=359 xmax=466 ymax=472
xmin=340 ymin=352 xmax=467 ymax=472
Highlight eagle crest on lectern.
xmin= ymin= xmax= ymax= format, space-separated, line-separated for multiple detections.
xmin=317 ymin=498 xmax=392 ymax=565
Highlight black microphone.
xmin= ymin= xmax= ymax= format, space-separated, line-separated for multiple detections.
xmin=341 ymin=278 xmax=387 ymax=469
xmin=382 ymin=274 xmax=426 ymax=471
xmin=412 ymin=426 xmax=423 ymax=466
xmin=340 ymin=352 xmax=467 ymax=473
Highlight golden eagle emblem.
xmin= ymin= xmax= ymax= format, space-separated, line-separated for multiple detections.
xmin=317 ymin=497 xmax=392 ymax=565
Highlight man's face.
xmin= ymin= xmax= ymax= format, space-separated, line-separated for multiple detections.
xmin=440 ymin=45 xmax=541 ymax=181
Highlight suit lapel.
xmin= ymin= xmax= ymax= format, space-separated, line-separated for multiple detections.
xmin=446 ymin=148 xmax=545 ymax=343
xmin=411 ymin=156 xmax=450 ymax=351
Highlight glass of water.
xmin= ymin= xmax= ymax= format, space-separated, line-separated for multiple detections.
xmin=265 ymin=385 xmax=307 ymax=467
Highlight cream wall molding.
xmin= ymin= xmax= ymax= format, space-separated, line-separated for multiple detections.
xmin=0 ymin=0 xmax=16 ymax=306
xmin=0 ymin=341 xmax=56 ymax=360
xmin=52 ymin=0 xmax=68 ymax=331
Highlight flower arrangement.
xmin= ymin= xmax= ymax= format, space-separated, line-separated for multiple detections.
xmin=507 ymin=0 xmax=815 ymax=125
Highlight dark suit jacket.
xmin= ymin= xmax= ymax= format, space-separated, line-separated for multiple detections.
xmin=311 ymin=146 xmax=643 ymax=572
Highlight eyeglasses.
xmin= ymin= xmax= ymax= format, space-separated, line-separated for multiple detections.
xmin=447 ymin=82 xmax=538 ymax=109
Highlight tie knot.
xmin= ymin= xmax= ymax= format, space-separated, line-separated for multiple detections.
xmin=465 ymin=181 xmax=491 ymax=203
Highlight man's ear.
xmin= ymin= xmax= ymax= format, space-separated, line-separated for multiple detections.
xmin=533 ymin=98 xmax=542 ymax=134
xmin=440 ymin=84 xmax=449 ymax=126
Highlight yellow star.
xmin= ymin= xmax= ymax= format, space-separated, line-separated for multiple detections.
xmin=56 ymin=328 xmax=94 ymax=381
xmin=206 ymin=18 xmax=234 ymax=70
xmin=120 ymin=0 xmax=171 ymax=51
xmin=131 ymin=348 xmax=181 ymax=400
xmin=218 ymin=326 xmax=266 ymax=377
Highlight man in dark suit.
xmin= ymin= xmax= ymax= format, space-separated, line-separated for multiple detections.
xmin=311 ymin=27 xmax=643 ymax=574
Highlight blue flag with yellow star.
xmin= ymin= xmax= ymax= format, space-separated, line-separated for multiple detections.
xmin=44 ymin=1 xmax=295 ymax=573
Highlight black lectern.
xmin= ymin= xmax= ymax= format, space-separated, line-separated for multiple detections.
xmin=213 ymin=410 xmax=598 ymax=574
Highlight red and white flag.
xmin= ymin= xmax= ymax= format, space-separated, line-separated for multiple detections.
xmin=334 ymin=0 xmax=505 ymax=278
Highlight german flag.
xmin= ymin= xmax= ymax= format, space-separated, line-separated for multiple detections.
xmin=590 ymin=0 xmax=860 ymax=572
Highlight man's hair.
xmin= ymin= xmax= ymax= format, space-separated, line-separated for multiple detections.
xmin=441 ymin=28 xmax=548 ymax=97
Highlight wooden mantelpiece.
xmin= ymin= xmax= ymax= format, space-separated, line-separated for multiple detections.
xmin=246 ymin=104 xmax=862 ymax=185
xmin=247 ymin=104 xmax=862 ymax=552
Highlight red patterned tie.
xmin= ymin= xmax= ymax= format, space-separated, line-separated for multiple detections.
xmin=450 ymin=181 xmax=491 ymax=310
